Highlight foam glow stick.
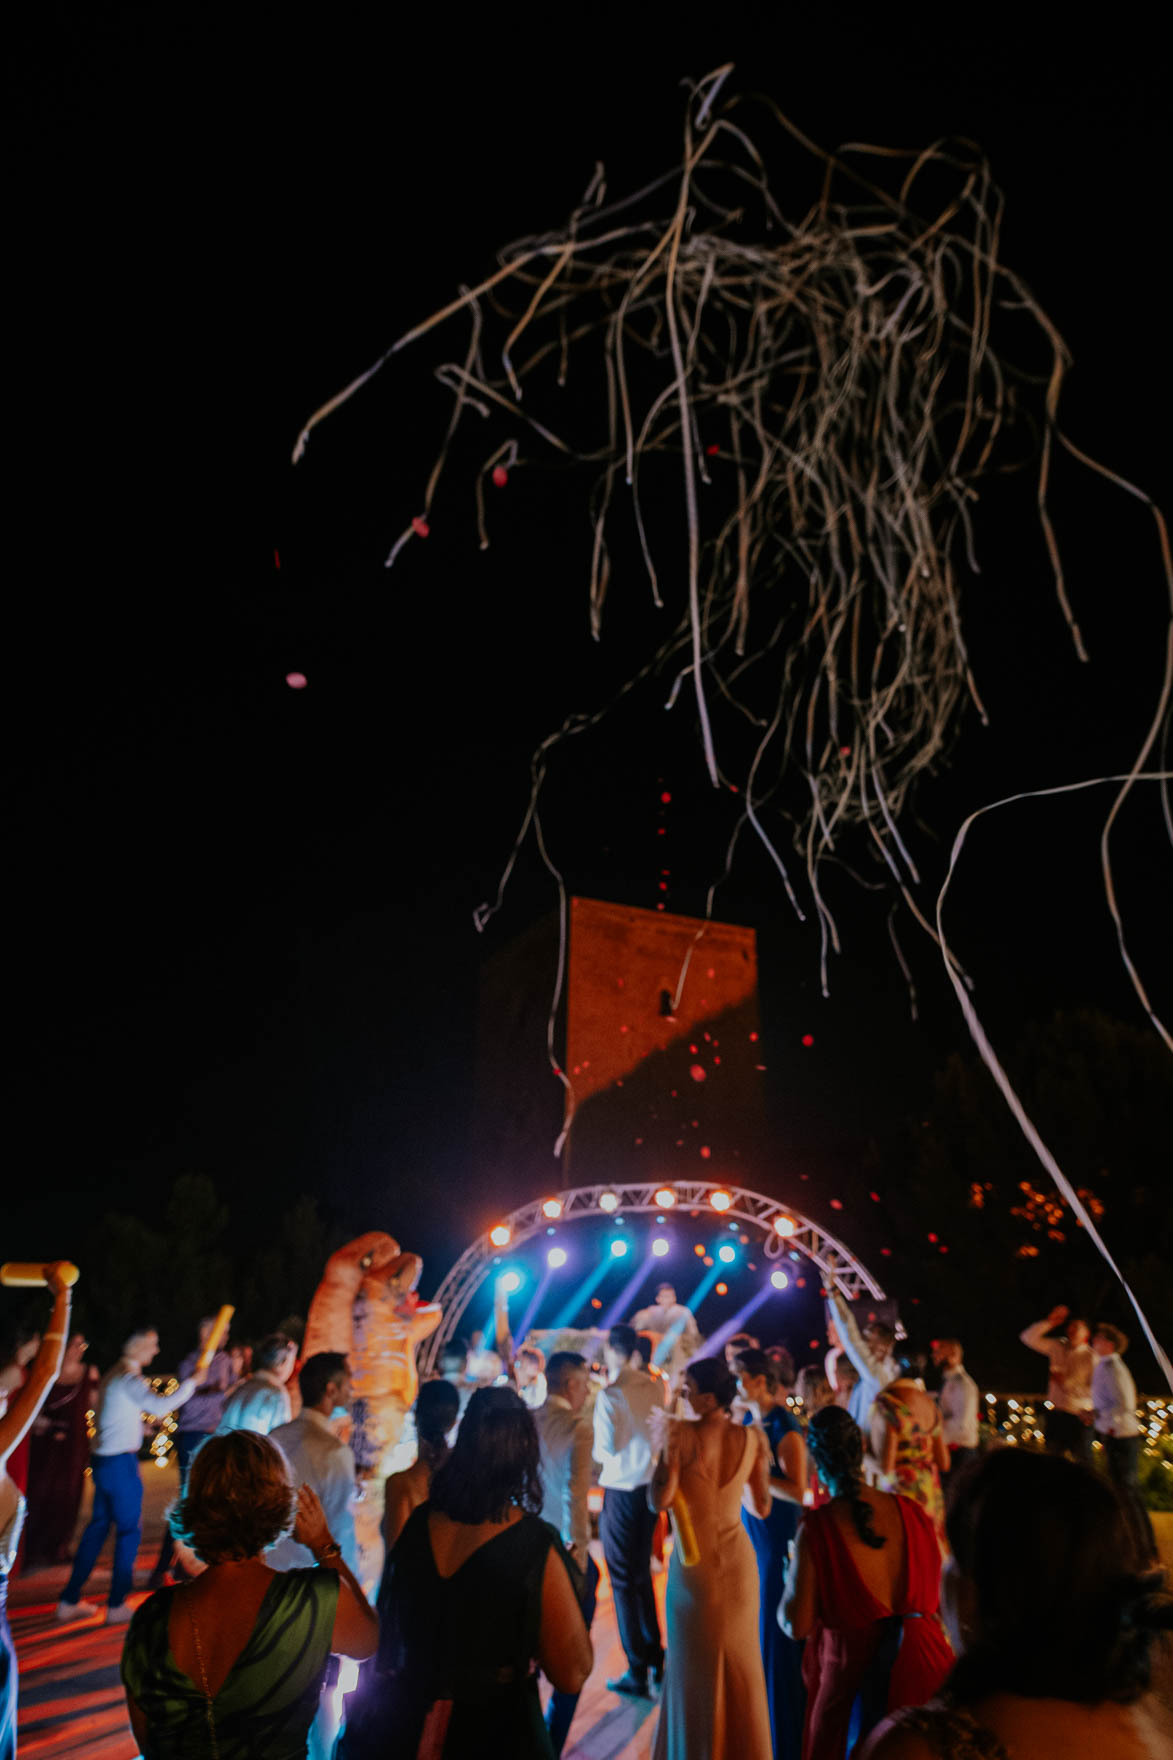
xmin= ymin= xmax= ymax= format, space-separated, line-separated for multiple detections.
xmin=194 ymin=1304 xmax=234 ymax=1371
xmin=0 ymin=1262 xmax=79 ymax=1288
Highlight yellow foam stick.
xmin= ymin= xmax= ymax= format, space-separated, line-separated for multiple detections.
xmin=194 ymin=1304 xmax=234 ymax=1371
xmin=0 ymin=1262 xmax=80 ymax=1289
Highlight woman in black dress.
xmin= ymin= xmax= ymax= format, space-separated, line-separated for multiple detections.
xmin=341 ymin=1385 xmax=591 ymax=1759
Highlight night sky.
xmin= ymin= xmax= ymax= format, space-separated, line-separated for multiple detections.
xmin=8 ymin=12 xmax=1171 ymax=1338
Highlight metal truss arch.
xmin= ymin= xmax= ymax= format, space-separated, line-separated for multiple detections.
xmin=420 ymin=1181 xmax=885 ymax=1374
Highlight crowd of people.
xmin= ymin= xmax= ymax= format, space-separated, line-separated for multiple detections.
xmin=0 ymin=1268 xmax=1169 ymax=1760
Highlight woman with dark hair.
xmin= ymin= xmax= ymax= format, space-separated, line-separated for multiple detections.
xmin=650 ymin=1355 xmax=774 ymax=1760
xmin=121 ymin=1431 xmax=377 ymax=1758
xmin=860 ymin=1447 xmax=1173 ymax=1758
xmin=381 ymin=1379 xmax=462 ymax=1552
xmin=869 ymin=1347 xmax=950 ymax=1555
xmin=340 ymin=1386 xmax=591 ymax=1759
xmin=735 ymin=1348 xmax=808 ymax=1760
xmin=781 ymin=1406 xmax=952 ymax=1759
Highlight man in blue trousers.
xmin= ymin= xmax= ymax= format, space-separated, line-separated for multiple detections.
xmin=57 ymin=1326 xmax=200 ymax=1624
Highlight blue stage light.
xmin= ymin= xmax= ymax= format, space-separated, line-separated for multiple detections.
xmin=500 ymin=1270 xmax=522 ymax=1294
xmin=610 ymin=1238 xmax=629 ymax=1258
xmin=717 ymin=1244 xmax=736 ymax=1264
xmin=547 ymin=1247 xmax=568 ymax=1269
xmin=652 ymin=1237 xmax=670 ymax=1258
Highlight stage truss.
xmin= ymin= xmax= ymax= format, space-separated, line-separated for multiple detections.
xmin=419 ymin=1181 xmax=886 ymax=1373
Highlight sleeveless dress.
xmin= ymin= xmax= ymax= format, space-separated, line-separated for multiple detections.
xmin=654 ymin=1422 xmax=773 ymax=1760
xmin=120 ymin=1567 xmax=339 ymax=1759
xmin=800 ymin=1495 xmax=953 ymax=1760
xmin=339 ymin=1505 xmax=565 ymax=1759
xmin=871 ymin=1390 xmax=946 ymax=1553
xmin=741 ymin=1407 xmax=805 ymax=1760
xmin=1 ymin=1495 xmax=25 ymax=1760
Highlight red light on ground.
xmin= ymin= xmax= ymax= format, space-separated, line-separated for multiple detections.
xmin=285 ymin=672 xmax=307 ymax=689
xmin=801 ymin=1034 xmax=814 ymax=1047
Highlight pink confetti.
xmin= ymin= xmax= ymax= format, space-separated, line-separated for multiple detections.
xmin=412 ymin=516 xmax=430 ymax=538
xmin=285 ymin=672 xmax=307 ymax=689
xmin=491 ymin=465 xmax=509 ymax=487
xmin=881 ymin=1247 xmax=892 ymax=1256
xmin=830 ymin=1198 xmax=843 ymax=1210
xmin=801 ymin=1034 xmax=814 ymax=1047
xmin=690 ymin=1064 xmax=707 ymax=1083
xmin=699 ymin=1146 xmax=711 ymax=1159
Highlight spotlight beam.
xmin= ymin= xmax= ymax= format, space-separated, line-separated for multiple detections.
xmin=548 ymin=1256 xmax=613 ymax=1331
xmin=698 ymin=1283 xmax=777 ymax=1359
xmin=514 ymin=1268 xmax=553 ymax=1343
xmin=599 ymin=1253 xmax=661 ymax=1330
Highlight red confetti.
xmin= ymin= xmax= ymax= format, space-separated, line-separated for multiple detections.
xmin=660 ymin=791 xmax=672 ymax=804
xmin=620 ymin=1025 xmax=629 ymax=1034
xmin=939 ymin=1245 xmax=949 ymax=1254
xmin=801 ymin=1034 xmax=814 ymax=1047
xmin=749 ymin=1032 xmax=759 ymax=1042
xmin=285 ymin=672 xmax=307 ymax=689
xmin=809 ymin=1339 xmax=820 ymax=1350
xmin=274 ymin=548 xmax=281 ymax=570
xmin=411 ymin=515 xmax=430 ymax=537
xmin=840 ymin=745 xmax=851 ymax=756
xmin=927 ymin=1233 xmax=938 ymax=1243
xmin=656 ymin=902 xmax=665 ymax=911
xmin=870 ymin=1191 xmax=880 ymax=1202
xmin=713 ymin=1056 xmax=721 ymax=1065
xmin=657 ymin=828 xmax=666 ymax=836
xmin=699 ymin=1146 xmax=711 ymax=1159
xmin=658 ymin=881 xmax=668 ymax=891
xmin=491 ymin=464 xmax=509 ymax=487
xmin=830 ymin=1199 xmax=843 ymax=1210
xmin=705 ymin=443 xmax=720 ymax=456
xmin=881 ymin=1247 xmax=892 ymax=1256
xmin=689 ymin=1064 xmax=707 ymax=1083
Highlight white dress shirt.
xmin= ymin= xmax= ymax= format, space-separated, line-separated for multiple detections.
xmin=593 ymin=1364 xmax=668 ymax=1490
xmin=519 ymin=1374 xmax=547 ymax=1411
xmin=1091 ymin=1353 xmax=1141 ymax=1439
xmin=939 ymin=1365 xmax=980 ymax=1449
xmin=217 ymin=1371 xmax=293 ymax=1437
xmin=1019 ymin=1320 xmax=1094 ymax=1415
xmin=94 ymin=1364 xmax=198 ymax=1456
xmin=267 ymin=1408 xmax=360 ymax=1575
xmin=535 ymin=1395 xmax=593 ymax=1558
xmin=827 ymin=1291 xmax=898 ymax=1433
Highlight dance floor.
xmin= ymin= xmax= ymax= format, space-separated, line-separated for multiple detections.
xmin=11 ymin=1467 xmax=663 ymax=1759
xmin=13 ymin=1470 xmax=1173 ymax=1758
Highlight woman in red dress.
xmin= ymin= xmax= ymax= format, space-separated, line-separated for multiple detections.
xmin=780 ymin=1407 xmax=953 ymax=1759
xmin=23 ymin=1332 xmax=99 ymax=1565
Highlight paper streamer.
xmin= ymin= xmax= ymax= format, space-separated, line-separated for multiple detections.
xmin=936 ymin=772 xmax=1173 ymax=1391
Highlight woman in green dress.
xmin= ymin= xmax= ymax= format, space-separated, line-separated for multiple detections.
xmin=121 ymin=1430 xmax=377 ymax=1759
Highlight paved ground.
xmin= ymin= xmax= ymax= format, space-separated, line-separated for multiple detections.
xmin=11 ymin=1471 xmax=1172 ymax=1758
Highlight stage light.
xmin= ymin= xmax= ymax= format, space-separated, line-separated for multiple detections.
xmin=771 ymin=1271 xmax=789 ymax=1290
xmin=599 ymin=1192 xmax=620 ymax=1213
xmin=654 ymin=1187 xmax=676 ymax=1208
xmin=489 ymin=1224 xmax=511 ymax=1248
xmin=710 ymin=1191 xmax=732 ymax=1212
xmin=500 ymin=1270 xmax=522 ymax=1294
xmin=694 ymin=1243 xmax=706 ymax=1256
xmin=716 ymin=1282 xmax=728 ymax=1295
xmin=542 ymin=1198 xmax=563 ymax=1219
xmin=547 ymin=1248 xmax=567 ymax=1269
xmin=652 ymin=1237 xmax=670 ymax=1258
xmin=610 ymin=1238 xmax=629 ymax=1258
xmin=717 ymin=1244 xmax=736 ymax=1264
xmin=773 ymin=1215 xmax=797 ymax=1237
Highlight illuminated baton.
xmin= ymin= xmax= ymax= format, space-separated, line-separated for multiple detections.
xmin=194 ymin=1304 xmax=234 ymax=1371
xmin=0 ymin=1262 xmax=79 ymax=1289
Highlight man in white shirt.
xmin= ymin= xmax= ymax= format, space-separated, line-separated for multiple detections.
xmin=1091 ymin=1323 xmax=1155 ymax=1564
xmin=57 ymin=1326 xmax=200 ymax=1624
xmin=593 ymin=1324 xmax=668 ymax=1697
xmin=932 ymin=1337 xmax=980 ymax=1472
xmin=268 ymin=1353 xmax=359 ymax=1576
xmin=217 ymin=1333 xmax=298 ymax=1436
xmin=1019 ymin=1305 xmax=1094 ymax=1464
xmin=536 ymin=1351 xmax=596 ymax=1755
xmin=631 ymin=1284 xmax=701 ymax=1383
xmin=515 ymin=1344 xmax=548 ymax=1411
xmin=825 ymin=1289 xmax=898 ymax=1438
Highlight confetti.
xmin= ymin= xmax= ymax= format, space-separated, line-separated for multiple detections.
xmin=411 ymin=515 xmax=430 ymax=537
xmin=285 ymin=672 xmax=307 ymax=689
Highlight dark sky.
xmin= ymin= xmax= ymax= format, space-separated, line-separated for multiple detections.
xmin=7 ymin=10 xmax=1171 ymax=1282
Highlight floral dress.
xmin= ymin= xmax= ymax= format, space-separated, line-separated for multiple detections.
xmin=872 ymin=1388 xmax=946 ymax=1553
